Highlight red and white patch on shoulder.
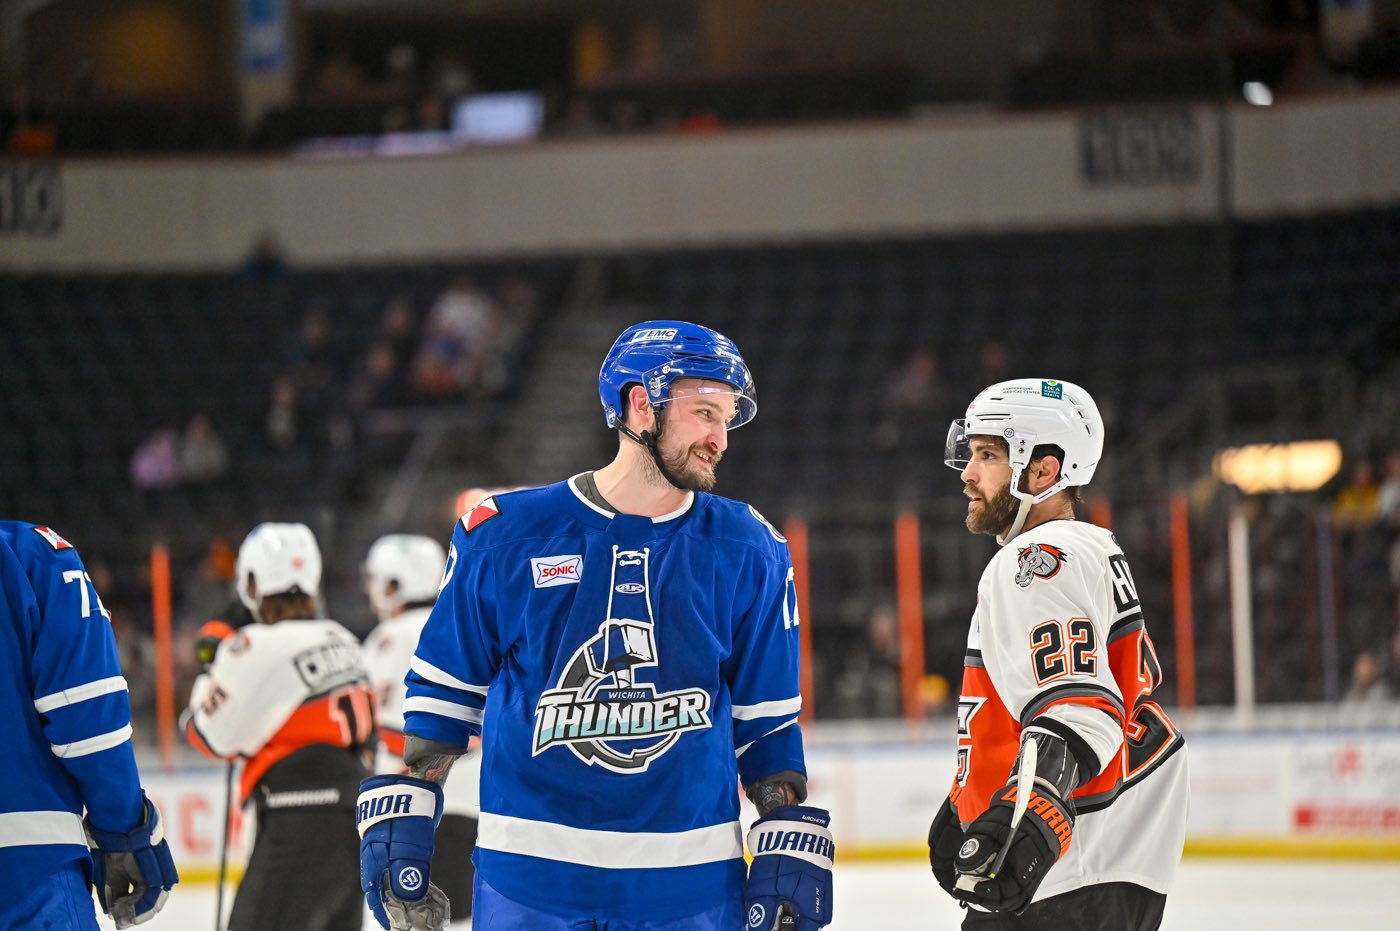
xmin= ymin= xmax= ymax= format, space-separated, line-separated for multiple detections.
xmin=33 ymin=526 xmax=73 ymax=551
xmin=462 ymin=496 xmax=500 ymax=534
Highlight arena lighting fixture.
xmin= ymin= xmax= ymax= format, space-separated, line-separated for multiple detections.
xmin=1212 ymin=440 xmax=1343 ymax=494
xmin=1243 ymin=81 xmax=1274 ymax=106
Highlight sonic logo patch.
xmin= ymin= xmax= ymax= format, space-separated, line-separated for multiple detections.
xmin=1015 ymin=543 xmax=1068 ymax=589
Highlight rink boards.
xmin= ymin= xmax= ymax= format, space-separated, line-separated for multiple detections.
xmin=144 ymin=724 xmax=1400 ymax=881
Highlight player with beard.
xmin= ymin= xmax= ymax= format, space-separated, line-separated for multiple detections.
xmin=928 ymin=379 xmax=1188 ymax=930
xmin=355 ymin=321 xmax=833 ymax=931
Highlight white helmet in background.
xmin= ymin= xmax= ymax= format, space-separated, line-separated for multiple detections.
xmin=945 ymin=378 xmax=1104 ymax=543
xmin=235 ymin=522 xmax=323 ymax=615
xmin=364 ymin=533 xmax=447 ymax=620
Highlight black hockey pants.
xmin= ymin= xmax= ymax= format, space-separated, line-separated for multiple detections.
xmin=962 ymin=881 xmax=1166 ymax=931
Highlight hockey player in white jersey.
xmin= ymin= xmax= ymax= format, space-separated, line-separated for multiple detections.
xmin=185 ymin=522 xmax=375 ymax=930
xmin=355 ymin=321 xmax=834 ymax=931
xmin=928 ymin=380 xmax=1188 ymax=929
xmin=0 ymin=521 xmax=178 ymax=930
xmin=363 ymin=533 xmax=481 ymax=923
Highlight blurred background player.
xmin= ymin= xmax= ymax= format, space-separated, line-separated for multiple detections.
xmin=363 ymin=532 xmax=481 ymax=925
xmin=928 ymin=380 xmax=1188 ymax=929
xmin=355 ymin=321 xmax=834 ymax=931
xmin=0 ymin=521 xmax=178 ymax=930
xmin=184 ymin=522 xmax=375 ymax=931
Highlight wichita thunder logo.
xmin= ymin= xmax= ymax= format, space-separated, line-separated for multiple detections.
xmin=532 ymin=546 xmax=712 ymax=773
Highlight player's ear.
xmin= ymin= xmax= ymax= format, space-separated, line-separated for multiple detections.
xmin=626 ymin=384 xmax=653 ymax=428
xmin=1029 ymin=453 xmax=1063 ymax=493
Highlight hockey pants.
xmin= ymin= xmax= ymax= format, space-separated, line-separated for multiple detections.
xmin=0 ymin=859 xmax=100 ymax=930
xmin=470 ymin=872 xmax=746 ymax=930
xmin=962 ymin=880 xmax=1166 ymax=931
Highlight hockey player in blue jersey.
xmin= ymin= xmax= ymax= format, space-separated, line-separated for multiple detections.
xmin=0 ymin=522 xmax=178 ymax=930
xmin=356 ymin=321 xmax=834 ymax=930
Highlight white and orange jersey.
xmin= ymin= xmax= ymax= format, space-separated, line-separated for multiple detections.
xmin=185 ymin=619 xmax=375 ymax=803
xmin=363 ymin=607 xmax=481 ymax=817
xmin=953 ymin=519 xmax=1188 ymax=901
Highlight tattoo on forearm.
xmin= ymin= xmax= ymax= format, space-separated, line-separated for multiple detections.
xmin=752 ymin=780 xmax=794 ymax=816
xmin=402 ymin=736 xmax=466 ymax=785
xmin=410 ymin=753 xmax=459 ymax=785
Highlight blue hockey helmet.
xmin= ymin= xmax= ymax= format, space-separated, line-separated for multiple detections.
xmin=598 ymin=321 xmax=757 ymax=430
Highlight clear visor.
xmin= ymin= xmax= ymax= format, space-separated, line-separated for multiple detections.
xmin=655 ymin=381 xmax=757 ymax=429
xmin=944 ymin=419 xmax=974 ymax=470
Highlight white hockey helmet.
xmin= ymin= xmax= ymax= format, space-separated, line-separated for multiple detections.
xmin=945 ymin=378 xmax=1104 ymax=541
xmin=235 ymin=522 xmax=322 ymax=615
xmin=363 ymin=533 xmax=447 ymax=620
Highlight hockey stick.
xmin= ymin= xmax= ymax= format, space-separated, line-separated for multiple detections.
xmin=213 ymin=759 xmax=234 ymax=931
xmin=955 ymin=737 xmax=1038 ymax=891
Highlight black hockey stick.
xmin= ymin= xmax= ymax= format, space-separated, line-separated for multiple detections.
xmin=213 ymin=759 xmax=234 ymax=931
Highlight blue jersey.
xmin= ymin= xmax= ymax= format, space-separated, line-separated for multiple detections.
xmin=404 ymin=478 xmax=806 ymax=921
xmin=0 ymin=522 xmax=144 ymax=890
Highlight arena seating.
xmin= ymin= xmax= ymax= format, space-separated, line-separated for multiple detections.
xmin=4 ymin=205 xmax=1395 ymax=706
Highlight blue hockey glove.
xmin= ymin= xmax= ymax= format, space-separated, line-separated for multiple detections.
xmin=744 ymin=805 xmax=834 ymax=931
xmin=357 ymin=775 xmax=450 ymax=930
xmin=85 ymin=794 xmax=179 ymax=929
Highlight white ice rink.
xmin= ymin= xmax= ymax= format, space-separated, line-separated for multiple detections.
xmin=129 ymin=858 xmax=1400 ymax=930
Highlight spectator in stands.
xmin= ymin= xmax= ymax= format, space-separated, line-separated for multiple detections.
xmin=875 ymin=348 xmax=943 ymax=453
xmin=410 ymin=276 xmax=500 ymax=400
xmin=313 ymin=46 xmax=365 ymax=96
xmin=265 ymin=375 xmax=302 ymax=453
xmin=179 ymin=539 xmax=238 ymax=629
xmin=6 ymin=85 xmax=56 ymax=155
xmin=833 ymin=603 xmax=902 ymax=718
xmin=348 ymin=342 xmax=402 ymax=412
xmin=180 ymin=413 xmax=229 ymax=482
xmin=240 ymin=230 xmax=288 ymax=284
xmin=1333 ymin=458 xmax=1381 ymax=529
xmin=486 ymin=274 xmax=540 ymax=396
xmin=977 ymin=339 xmax=1010 ymax=387
xmin=1377 ymin=450 xmax=1400 ymax=526
xmin=129 ymin=428 xmax=181 ymax=490
xmin=290 ymin=308 xmax=336 ymax=404
xmin=1344 ymin=650 xmax=1392 ymax=703
xmin=380 ymin=296 xmax=418 ymax=367
xmin=110 ymin=603 xmax=159 ymax=732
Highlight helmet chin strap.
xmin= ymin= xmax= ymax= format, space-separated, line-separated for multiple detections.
xmin=618 ymin=409 xmax=690 ymax=492
xmin=996 ymin=470 xmax=1071 ymax=547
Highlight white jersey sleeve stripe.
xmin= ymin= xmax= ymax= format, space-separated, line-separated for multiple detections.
xmin=409 ymin=655 xmax=489 ymax=695
xmin=732 ymin=697 xmax=802 ymax=720
xmin=478 ymin=812 xmax=742 ymax=869
xmin=403 ymin=695 xmax=484 ymax=725
xmin=34 ymin=675 xmax=128 ymax=714
xmin=735 ymin=715 xmax=798 ymax=758
xmin=0 ymin=810 xmax=88 ymax=849
xmin=50 ymin=723 xmax=133 ymax=759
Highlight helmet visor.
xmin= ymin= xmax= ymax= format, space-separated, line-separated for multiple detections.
xmin=657 ymin=381 xmax=757 ymax=428
xmin=647 ymin=356 xmax=758 ymax=429
xmin=944 ymin=419 xmax=974 ymax=470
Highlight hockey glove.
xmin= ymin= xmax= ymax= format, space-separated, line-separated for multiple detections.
xmin=952 ymin=779 xmax=1073 ymax=914
xmin=194 ymin=619 xmax=235 ymax=671
xmin=357 ymin=775 xmax=450 ymax=931
xmin=85 ymin=794 xmax=179 ymax=929
xmin=927 ymin=796 xmax=964 ymax=898
xmin=745 ymin=805 xmax=834 ymax=931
